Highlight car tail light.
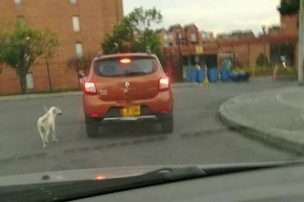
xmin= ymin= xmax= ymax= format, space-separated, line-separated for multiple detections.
xmin=84 ymin=82 xmax=97 ymax=95
xmin=90 ymin=112 xmax=99 ymax=118
xmin=159 ymin=77 xmax=170 ymax=91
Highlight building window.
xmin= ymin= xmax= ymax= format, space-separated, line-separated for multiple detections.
xmin=75 ymin=43 xmax=83 ymax=57
xmin=14 ymin=0 xmax=22 ymax=5
xmin=190 ymin=33 xmax=197 ymax=42
xmin=17 ymin=15 xmax=25 ymax=26
xmin=178 ymin=33 xmax=182 ymax=40
xmin=164 ymin=34 xmax=168 ymax=40
xmin=26 ymin=73 xmax=34 ymax=89
xmin=270 ymin=43 xmax=295 ymax=66
xmin=70 ymin=0 xmax=77 ymax=5
xmin=72 ymin=16 xmax=80 ymax=32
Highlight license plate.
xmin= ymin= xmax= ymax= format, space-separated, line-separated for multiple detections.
xmin=122 ymin=106 xmax=140 ymax=117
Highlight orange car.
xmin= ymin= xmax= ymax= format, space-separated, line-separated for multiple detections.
xmin=82 ymin=53 xmax=174 ymax=137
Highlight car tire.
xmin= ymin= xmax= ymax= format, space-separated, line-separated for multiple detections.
xmin=160 ymin=114 xmax=174 ymax=133
xmin=85 ymin=115 xmax=100 ymax=138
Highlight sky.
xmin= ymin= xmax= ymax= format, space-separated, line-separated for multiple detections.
xmin=123 ymin=0 xmax=281 ymax=35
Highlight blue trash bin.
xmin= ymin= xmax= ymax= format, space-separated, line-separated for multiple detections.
xmin=190 ymin=69 xmax=197 ymax=82
xmin=220 ymin=68 xmax=230 ymax=82
xmin=186 ymin=69 xmax=191 ymax=82
xmin=197 ymin=70 xmax=205 ymax=83
xmin=207 ymin=68 xmax=218 ymax=83
xmin=186 ymin=68 xmax=192 ymax=82
xmin=230 ymin=71 xmax=240 ymax=81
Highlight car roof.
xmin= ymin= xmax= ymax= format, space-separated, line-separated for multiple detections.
xmin=95 ymin=53 xmax=157 ymax=61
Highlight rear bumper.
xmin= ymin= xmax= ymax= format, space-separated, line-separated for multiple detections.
xmin=103 ymin=115 xmax=158 ymax=122
xmin=83 ymin=90 xmax=173 ymax=118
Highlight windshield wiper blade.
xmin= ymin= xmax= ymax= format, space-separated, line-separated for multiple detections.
xmin=200 ymin=161 xmax=296 ymax=176
xmin=1 ymin=161 xmax=302 ymax=202
xmin=0 ymin=166 xmax=205 ymax=202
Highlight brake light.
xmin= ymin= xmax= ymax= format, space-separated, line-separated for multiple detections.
xmin=90 ymin=112 xmax=99 ymax=118
xmin=159 ymin=77 xmax=170 ymax=91
xmin=84 ymin=82 xmax=97 ymax=95
xmin=120 ymin=58 xmax=131 ymax=64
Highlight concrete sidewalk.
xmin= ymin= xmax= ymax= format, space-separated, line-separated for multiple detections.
xmin=0 ymin=91 xmax=82 ymax=102
xmin=219 ymin=86 xmax=304 ymax=154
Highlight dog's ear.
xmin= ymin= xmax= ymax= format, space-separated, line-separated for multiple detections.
xmin=43 ymin=106 xmax=49 ymax=113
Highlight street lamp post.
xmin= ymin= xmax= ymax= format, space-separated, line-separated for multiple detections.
xmin=170 ymin=48 xmax=174 ymax=80
xmin=176 ymin=33 xmax=183 ymax=81
xmin=262 ymin=25 xmax=267 ymax=69
xmin=298 ymin=0 xmax=304 ymax=84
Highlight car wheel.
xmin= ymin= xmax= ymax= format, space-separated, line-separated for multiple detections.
xmin=160 ymin=114 xmax=174 ymax=133
xmin=85 ymin=115 xmax=100 ymax=138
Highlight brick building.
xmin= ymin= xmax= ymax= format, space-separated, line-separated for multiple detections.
xmin=0 ymin=0 xmax=123 ymax=95
xmin=157 ymin=24 xmax=205 ymax=80
xmin=159 ymin=14 xmax=298 ymax=82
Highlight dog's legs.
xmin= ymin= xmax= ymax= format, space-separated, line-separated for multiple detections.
xmin=44 ymin=127 xmax=50 ymax=143
xmin=38 ymin=126 xmax=47 ymax=148
xmin=51 ymin=122 xmax=58 ymax=142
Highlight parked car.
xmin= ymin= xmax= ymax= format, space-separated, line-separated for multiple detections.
xmin=82 ymin=53 xmax=174 ymax=137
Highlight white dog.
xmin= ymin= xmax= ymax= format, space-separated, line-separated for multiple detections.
xmin=37 ymin=106 xmax=62 ymax=148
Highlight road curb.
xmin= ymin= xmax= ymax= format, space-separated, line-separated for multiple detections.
xmin=172 ymin=83 xmax=202 ymax=88
xmin=218 ymin=96 xmax=304 ymax=155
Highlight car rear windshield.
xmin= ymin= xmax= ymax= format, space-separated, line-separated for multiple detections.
xmin=94 ymin=57 xmax=158 ymax=77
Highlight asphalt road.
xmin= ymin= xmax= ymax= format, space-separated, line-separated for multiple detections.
xmin=0 ymin=78 xmax=298 ymax=176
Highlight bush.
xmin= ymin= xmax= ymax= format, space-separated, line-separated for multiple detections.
xmin=67 ymin=52 xmax=96 ymax=76
xmin=256 ymin=53 xmax=269 ymax=67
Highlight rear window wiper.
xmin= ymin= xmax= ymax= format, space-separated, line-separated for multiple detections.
xmin=1 ymin=161 xmax=302 ymax=202
xmin=125 ymin=71 xmax=148 ymax=76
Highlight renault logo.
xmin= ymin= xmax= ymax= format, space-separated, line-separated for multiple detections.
xmin=122 ymin=81 xmax=130 ymax=94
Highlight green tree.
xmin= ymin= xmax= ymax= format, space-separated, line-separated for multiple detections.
xmin=101 ymin=7 xmax=163 ymax=58
xmin=133 ymin=29 xmax=163 ymax=58
xmin=102 ymin=19 xmax=135 ymax=54
xmin=127 ymin=7 xmax=162 ymax=33
xmin=0 ymin=23 xmax=58 ymax=93
xmin=278 ymin=0 xmax=299 ymax=15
